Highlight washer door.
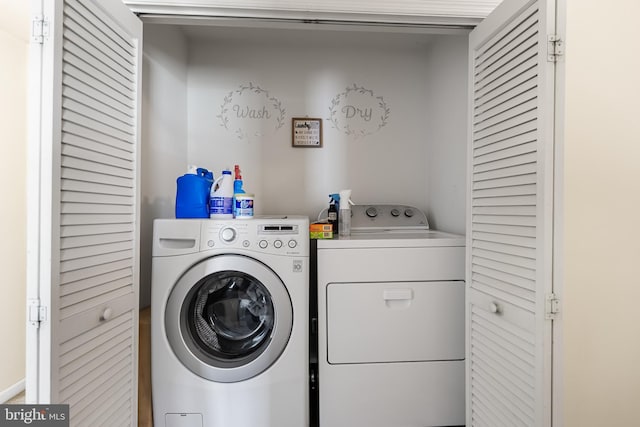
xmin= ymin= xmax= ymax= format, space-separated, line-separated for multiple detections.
xmin=165 ymin=254 xmax=293 ymax=382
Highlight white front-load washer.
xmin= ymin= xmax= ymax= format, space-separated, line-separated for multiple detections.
xmin=316 ymin=205 xmax=465 ymax=427
xmin=152 ymin=217 xmax=309 ymax=427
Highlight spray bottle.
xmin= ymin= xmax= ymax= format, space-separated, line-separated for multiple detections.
xmin=328 ymin=194 xmax=340 ymax=234
xmin=232 ymin=164 xmax=245 ymax=218
xmin=233 ymin=164 xmax=245 ymax=195
xmin=338 ymin=189 xmax=353 ymax=237
xmin=232 ymin=164 xmax=255 ymax=219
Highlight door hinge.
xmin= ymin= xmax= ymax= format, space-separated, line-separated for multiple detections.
xmin=31 ymin=15 xmax=50 ymax=44
xmin=28 ymin=299 xmax=47 ymax=328
xmin=547 ymin=35 xmax=563 ymax=62
xmin=545 ymin=293 xmax=560 ymax=320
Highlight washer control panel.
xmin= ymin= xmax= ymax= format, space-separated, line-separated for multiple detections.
xmin=200 ymin=217 xmax=308 ymax=256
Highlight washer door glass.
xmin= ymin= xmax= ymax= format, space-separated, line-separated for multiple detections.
xmin=165 ymin=254 xmax=293 ymax=383
xmin=190 ymin=271 xmax=274 ymax=360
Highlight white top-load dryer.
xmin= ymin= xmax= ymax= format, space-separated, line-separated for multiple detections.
xmin=316 ymin=205 xmax=465 ymax=427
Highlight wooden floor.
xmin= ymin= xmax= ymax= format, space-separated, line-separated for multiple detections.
xmin=139 ymin=307 xmax=153 ymax=427
xmin=6 ymin=390 xmax=25 ymax=404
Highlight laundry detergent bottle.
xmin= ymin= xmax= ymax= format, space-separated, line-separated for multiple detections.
xmin=209 ymin=169 xmax=234 ymax=219
xmin=175 ymin=166 xmax=213 ymax=218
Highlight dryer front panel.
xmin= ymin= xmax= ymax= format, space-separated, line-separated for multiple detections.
xmin=165 ymin=254 xmax=293 ymax=383
xmin=326 ymin=280 xmax=465 ymax=364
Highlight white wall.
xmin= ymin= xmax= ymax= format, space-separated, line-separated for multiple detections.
xmin=145 ymin=25 xmax=469 ymax=221
xmin=140 ymin=24 xmax=189 ymax=307
xmin=560 ymin=0 xmax=640 ymax=425
xmin=0 ymin=0 xmax=28 ymax=399
xmin=186 ymin=27 xmax=435 ymax=219
xmin=424 ymin=35 xmax=468 ymax=234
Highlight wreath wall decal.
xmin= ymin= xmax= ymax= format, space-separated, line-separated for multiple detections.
xmin=328 ymin=84 xmax=390 ymax=138
xmin=217 ymin=82 xmax=286 ymax=141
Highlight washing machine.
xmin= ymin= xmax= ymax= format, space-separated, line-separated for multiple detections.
xmin=151 ymin=217 xmax=309 ymax=427
xmin=316 ymin=205 xmax=465 ymax=427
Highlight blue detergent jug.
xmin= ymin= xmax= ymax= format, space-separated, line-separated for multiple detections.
xmin=175 ymin=167 xmax=214 ymax=218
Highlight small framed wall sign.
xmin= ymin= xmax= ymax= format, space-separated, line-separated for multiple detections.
xmin=292 ymin=117 xmax=322 ymax=147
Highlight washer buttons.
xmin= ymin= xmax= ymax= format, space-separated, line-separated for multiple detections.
xmin=242 ymin=240 xmax=250 ymax=248
xmin=207 ymin=240 xmax=214 ymax=247
xmin=274 ymin=240 xmax=283 ymax=249
xmin=259 ymin=240 xmax=268 ymax=249
xmin=288 ymin=240 xmax=297 ymax=249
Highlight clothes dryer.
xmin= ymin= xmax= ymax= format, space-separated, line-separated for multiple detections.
xmin=316 ymin=205 xmax=465 ymax=427
xmin=152 ymin=217 xmax=309 ymax=427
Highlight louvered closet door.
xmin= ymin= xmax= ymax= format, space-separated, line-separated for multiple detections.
xmin=27 ymin=0 xmax=142 ymax=425
xmin=466 ymin=0 xmax=555 ymax=426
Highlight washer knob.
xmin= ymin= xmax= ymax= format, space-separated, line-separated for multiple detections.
xmin=259 ymin=240 xmax=268 ymax=249
xmin=274 ymin=240 xmax=283 ymax=249
xmin=390 ymin=208 xmax=400 ymax=217
xmin=404 ymin=208 xmax=415 ymax=218
xmin=365 ymin=207 xmax=378 ymax=218
xmin=288 ymin=239 xmax=297 ymax=248
xmin=221 ymin=227 xmax=236 ymax=242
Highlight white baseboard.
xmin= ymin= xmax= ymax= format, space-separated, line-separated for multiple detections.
xmin=0 ymin=379 xmax=25 ymax=403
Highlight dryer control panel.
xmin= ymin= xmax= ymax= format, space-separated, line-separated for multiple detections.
xmin=350 ymin=204 xmax=429 ymax=231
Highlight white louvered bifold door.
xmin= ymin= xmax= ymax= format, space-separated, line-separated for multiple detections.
xmin=466 ymin=0 xmax=555 ymax=426
xmin=26 ymin=0 xmax=142 ymax=425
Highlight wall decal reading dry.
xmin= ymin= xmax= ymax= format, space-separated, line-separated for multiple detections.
xmin=328 ymin=84 xmax=390 ymax=138
xmin=217 ymin=82 xmax=286 ymax=141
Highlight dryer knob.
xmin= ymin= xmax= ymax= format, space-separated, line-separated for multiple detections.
xmin=365 ymin=207 xmax=378 ymax=218
xmin=404 ymin=208 xmax=415 ymax=218
xmin=390 ymin=208 xmax=400 ymax=217
xmin=221 ymin=227 xmax=236 ymax=242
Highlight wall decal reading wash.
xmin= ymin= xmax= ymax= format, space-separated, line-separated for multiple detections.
xmin=328 ymin=84 xmax=390 ymax=139
xmin=217 ymin=82 xmax=286 ymax=141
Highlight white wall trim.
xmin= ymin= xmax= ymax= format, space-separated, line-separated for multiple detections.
xmin=0 ymin=379 xmax=25 ymax=403
xmin=124 ymin=0 xmax=500 ymax=19
xmin=123 ymin=0 xmax=501 ymax=27
xmin=552 ymin=1 xmax=567 ymax=425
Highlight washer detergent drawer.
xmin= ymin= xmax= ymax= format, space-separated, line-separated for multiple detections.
xmin=327 ymin=281 xmax=464 ymax=364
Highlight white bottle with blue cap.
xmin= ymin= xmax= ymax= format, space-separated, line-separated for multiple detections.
xmin=209 ymin=169 xmax=234 ymax=219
